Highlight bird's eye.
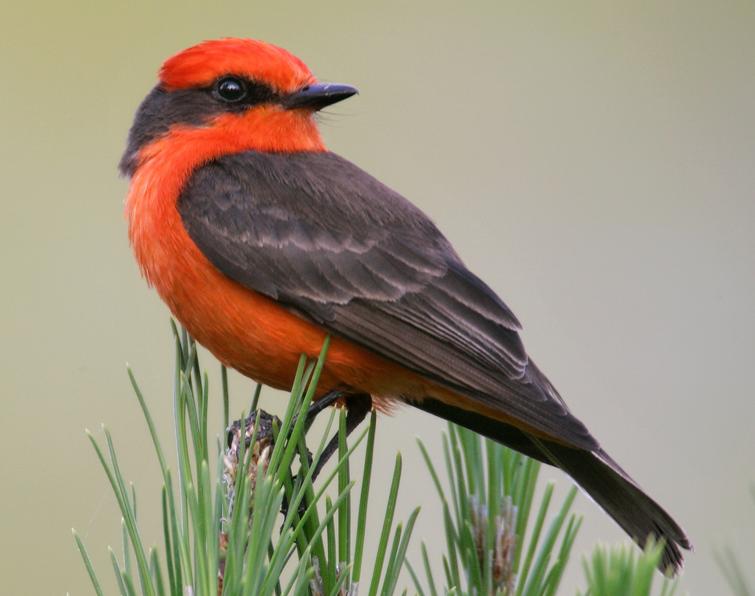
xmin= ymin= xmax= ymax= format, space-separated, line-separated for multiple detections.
xmin=215 ymin=77 xmax=247 ymax=102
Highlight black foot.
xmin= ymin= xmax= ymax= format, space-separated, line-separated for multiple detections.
xmin=311 ymin=393 xmax=372 ymax=480
xmin=303 ymin=388 xmax=345 ymax=431
xmin=279 ymin=391 xmax=372 ymax=520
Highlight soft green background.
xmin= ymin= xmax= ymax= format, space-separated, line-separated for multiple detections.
xmin=2 ymin=1 xmax=754 ymax=593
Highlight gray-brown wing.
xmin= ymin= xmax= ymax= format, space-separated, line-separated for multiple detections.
xmin=178 ymin=151 xmax=597 ymax=450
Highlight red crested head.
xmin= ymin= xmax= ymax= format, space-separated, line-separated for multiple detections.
xmin=120 ymin=38 xmax=357 ymax=176
xmin=159 ymin=38 xmax=316 ymax=93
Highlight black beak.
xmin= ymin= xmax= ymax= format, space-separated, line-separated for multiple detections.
xmin=284 ymin=83 xmax=358 ymax=111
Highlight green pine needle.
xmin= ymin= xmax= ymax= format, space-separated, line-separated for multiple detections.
xmin=76 ymin=323 xmax=418 ymax=595
xmin=415 ymin=425 xmax=581 ymax=596
xmin=578 ymin=539 xmax=678 ymax=596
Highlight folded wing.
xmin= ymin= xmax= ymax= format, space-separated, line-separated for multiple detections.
xmin=178 ymin=151 xmax=597 ymax=450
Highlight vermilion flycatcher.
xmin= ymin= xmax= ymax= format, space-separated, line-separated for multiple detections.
xmin=121 ymin=38 xmax=690 ymax=570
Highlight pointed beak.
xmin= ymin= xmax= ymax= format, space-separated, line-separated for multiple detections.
xmin=283 ymin=83 xmax=358 ymax=111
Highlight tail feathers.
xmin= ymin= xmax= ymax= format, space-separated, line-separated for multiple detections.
xmin=534 ymin=440 xmax=692 ymax=573
xmin=413 ymin=397 xmax=692 ymax=573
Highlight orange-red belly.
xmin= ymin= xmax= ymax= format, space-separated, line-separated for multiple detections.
xmin=153 ymin=239 xmax=425 ymax=409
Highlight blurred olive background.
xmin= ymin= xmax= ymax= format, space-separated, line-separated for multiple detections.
xmin=2 ymin=1 xmax=754 ymax=593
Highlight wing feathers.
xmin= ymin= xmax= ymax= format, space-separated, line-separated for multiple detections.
xmin=178 ymin=150 xmax=597 ymax=450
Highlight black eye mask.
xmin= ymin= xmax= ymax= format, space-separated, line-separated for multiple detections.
xmin=119 ymin=76 xmax=280 ymax=176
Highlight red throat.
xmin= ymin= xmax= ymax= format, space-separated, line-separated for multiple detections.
xmin=138 ymin=107 xmax=326 ymax=168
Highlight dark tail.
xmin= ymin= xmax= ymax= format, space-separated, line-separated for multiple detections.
xmin=413 ymin=397 xmax=692 ymax=573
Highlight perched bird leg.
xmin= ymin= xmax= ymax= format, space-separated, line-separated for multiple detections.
xmin=310 ymin=392 xmax=372 ymax=481
xmin=303 ymin=388 xmax=345 ymax=432
xmin=281 ymin=391 xmax=371 ymax=519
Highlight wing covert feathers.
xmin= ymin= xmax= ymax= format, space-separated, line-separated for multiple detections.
xmin=178 ymin=150 xmax=596 ymax=449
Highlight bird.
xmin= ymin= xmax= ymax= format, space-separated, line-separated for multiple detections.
xmin=121 ymin=37 xmax=691 ymax=572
